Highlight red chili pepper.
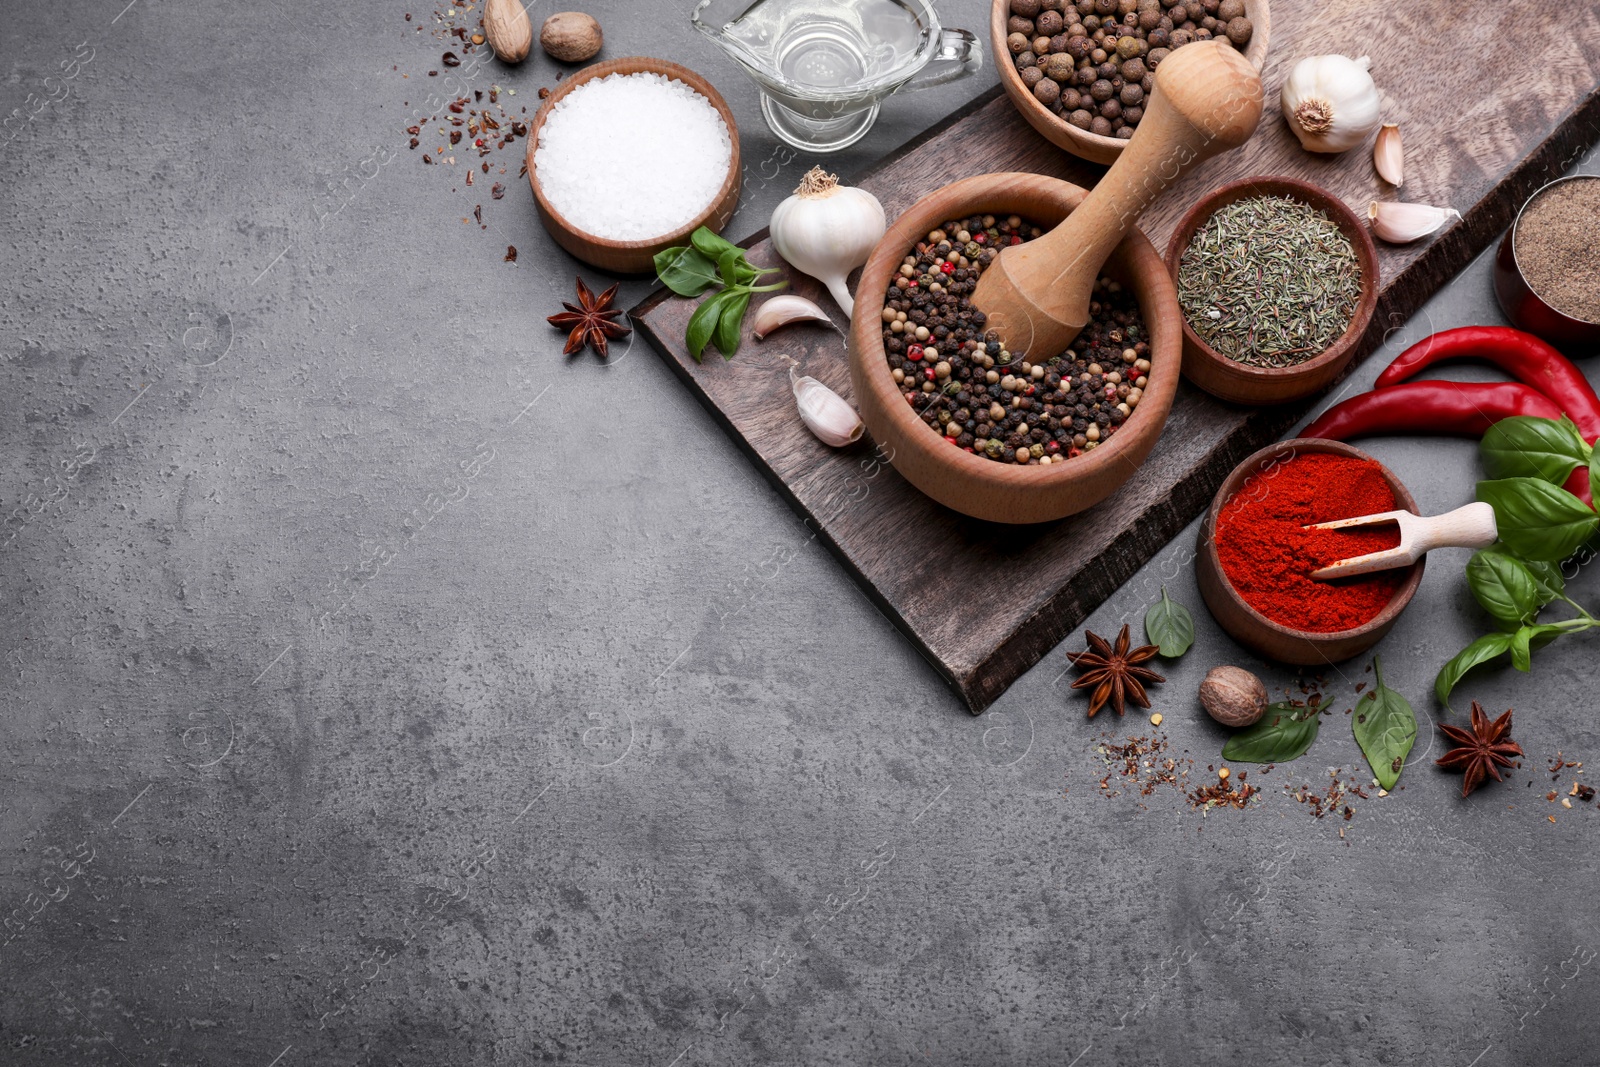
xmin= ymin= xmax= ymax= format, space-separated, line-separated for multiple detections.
xmin=1375 ymin=326 xmax=1600 ymax=441
xmin=1303 ymin=381 xmax=1591 ymax=503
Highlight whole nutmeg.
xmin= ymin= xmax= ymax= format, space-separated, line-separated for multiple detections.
xmin=540 ymin=11 xmax=603 ymax=63
xmin=1200 ymin=666 xmax=1268 ymax=727
xmin=483 ymin=0 xmax=533 ymax=63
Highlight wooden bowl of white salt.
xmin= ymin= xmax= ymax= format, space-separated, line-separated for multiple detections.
xmin=526 ymin=57 xmax=742 ymax=275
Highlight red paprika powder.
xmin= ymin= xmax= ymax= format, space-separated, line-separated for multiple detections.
xmin=1215 ymin=453 xmax=1405 ymax=632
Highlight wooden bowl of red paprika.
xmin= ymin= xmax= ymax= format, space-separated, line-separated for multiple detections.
xmin=1166 ymin=177 xmax=1380 ymax=406
xmin=1195 ymin=439 xmax=1424 ymax=665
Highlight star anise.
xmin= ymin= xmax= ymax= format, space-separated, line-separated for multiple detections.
xmin=547 ymin=277 xmax=630 ymax=357
xmin=1435 ymin=701 xmax=1523 ymax=797
xmin=1066 ymin=624 xmax=1165 ymax=717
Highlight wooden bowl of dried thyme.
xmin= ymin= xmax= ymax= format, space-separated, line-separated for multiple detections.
xmin=1166 ymin=177 xmax=1378 ymax=406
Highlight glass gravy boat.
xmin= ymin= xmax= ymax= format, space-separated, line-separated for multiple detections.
xmin=692 ymin=0 xmax=981 ymax=153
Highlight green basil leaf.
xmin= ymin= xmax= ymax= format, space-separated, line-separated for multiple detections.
xmin=687 ymin=290 xmax=734 ymax=363
xmin=1592 ymin=450 xmax=1600 ymax=508
xmin=1477 ymin=477 xmax=1600 ymax=561
xmin=1143 ymin=586 xmax=1194 ymax=658
xmin=712 ymin=290 xmax=750 ymax=359
xmin=718 ymin=248 xmax=742 ymax=290
xmin=655 ymin=245 xmax=721 ymax=298
xmin=1512 ymin=622 xmax=1570 ymax=672
xmin=1465 ymin=548 xmax=1543 ymax=626
xmin=1352 ymin=657 xmax=1416 ymax=790
xmin=1480 ymin=416 xmax=1591 ymax=484
xmin=691 ymin=226 xmax=740 ymax=262
xmin=1434 ymin=631 xmax=1515 ymax=706
xmin=1522 ymin=555 xmax=1566 ymax=602
xmin=1221 ymin=700 xmax=1322 ymax=764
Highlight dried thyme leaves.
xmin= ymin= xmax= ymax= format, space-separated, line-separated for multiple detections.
xmin=1177 ymin=195 xmax=1362 ymax=368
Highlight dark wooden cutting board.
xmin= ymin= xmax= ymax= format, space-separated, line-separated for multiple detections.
xmin=632 ymin=7 xmax=1600 ymax=712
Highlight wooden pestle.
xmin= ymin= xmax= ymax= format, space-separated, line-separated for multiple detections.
xmin=972 ymin=41 xmax=1264 ymax=358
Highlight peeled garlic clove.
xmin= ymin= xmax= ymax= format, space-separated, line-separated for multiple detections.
xmin=791 ymin=366 xmax=863 ymax=448
xmin=753 ymin=295 xmax=835 ymax=341
xmin=1374 ymin=123 xmax=1403 ymax=186
xmin=1368 ymin=200 xmax=1460 ymax=244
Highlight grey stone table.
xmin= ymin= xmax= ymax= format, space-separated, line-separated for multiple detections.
xmin=3 ymin=1 xmax=1597 ymax=1064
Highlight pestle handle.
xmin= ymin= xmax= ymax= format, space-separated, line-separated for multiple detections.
xmin=975 ymin=42 xmax=1262 ymax=355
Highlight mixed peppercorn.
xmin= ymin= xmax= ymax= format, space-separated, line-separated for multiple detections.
xmin=879 ymin=214 xmax=1152 ymax=465
xmin=1007 ymin=0 xmax=1253 ymax=138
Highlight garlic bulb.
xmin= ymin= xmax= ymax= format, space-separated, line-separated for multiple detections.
xmin=753 ymin=294 xmax=836 ymax=340
xmin=1368 ymin=201 xmax=1460 ymax=244
xmin=770 ymin=167 xmax=886 ymax=318
xmin=790 ymin=364 xmax=863 ymax=448
xmin=1280 ymin=54 xmax=1381 ymax=154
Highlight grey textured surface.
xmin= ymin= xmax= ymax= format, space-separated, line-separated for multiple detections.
xmin=3 ymin=1 xmax=1599 ymax=1064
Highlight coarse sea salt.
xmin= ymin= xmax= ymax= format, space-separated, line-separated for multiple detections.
xmin=534 ymin=72 xmax=732 ymax=242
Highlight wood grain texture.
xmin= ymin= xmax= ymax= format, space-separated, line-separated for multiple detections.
xmin=632 ymin=2 xmax=1600 ymax=712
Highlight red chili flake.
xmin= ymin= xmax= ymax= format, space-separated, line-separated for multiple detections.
xmin=538 ymin=87 xmax=551 ymax=100
xmin=465 ymin=170 xmax=473 ymax=185
xmin=448 ymin=101 xmax=464 ymax=113
xmin=491 ymin=182 xmax=505 ymax=199
xmin=489 ymin=89 xmax=499 ymax=104
xmin=409 ymin=137 xmax=420 ymax=149
xmin=423 ymin=154 xmax=435 ymax=164
xmin=449 ymin=130 xmax=462 ymax=144
xmin=406 ymin=125 xmax=420 ymax=135
xmin=428 ymin=70 xmax=438 ymax=76
xmin=481 ymin=113 xmax=500 ymax=130
xmin=473 ymin=205 xmax=482 ymax=224
xmin=504 ymin=245 xmax=517 ymax=263
xmin=481 ymin=162 xmax=489 ymax=173
xmin=442 ymin=51 xmax=461 ymax=66
xmin=474 ymin=138 xmax=484 ymax=147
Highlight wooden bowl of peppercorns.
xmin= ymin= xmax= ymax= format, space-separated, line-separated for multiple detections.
xmin=847 ymin=172 xmax=1182 ymax=525
xmin=992 ymin=0 xmax=1270 ymax=164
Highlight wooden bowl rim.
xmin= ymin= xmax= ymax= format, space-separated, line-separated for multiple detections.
xmin=525 ymin=56 xmax=741 ymax=255
xmin=1163 ymin=175 xmax=1381 ymax=385
xmin=988 ymin=0 xmax=1270 ymax=160
xmin=1200 ymin=438 xmax=1424 ymax=640
xmin=849 ymin=172 xmax=1182 ymax=492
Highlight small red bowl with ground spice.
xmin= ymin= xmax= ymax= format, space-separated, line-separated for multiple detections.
xmin=1494 ymin=174 xmax=1600 ymax=355
xmin=1195 ymin=439 xmax=1423 ymax=665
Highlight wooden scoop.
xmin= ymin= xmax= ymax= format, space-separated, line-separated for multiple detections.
xmin=1307 ymin=502 xmax=1499 ymax=580
xmin=972 ymin=41 xmax=1264 ymax=357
